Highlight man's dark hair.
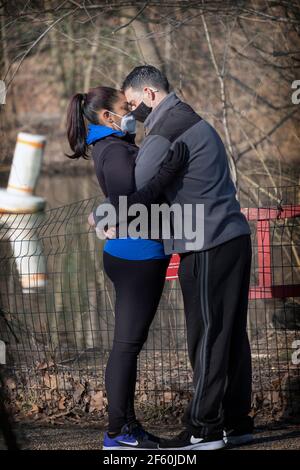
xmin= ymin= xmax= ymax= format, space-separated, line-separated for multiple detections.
xmin=122 ymin=65 xmax=170 ymax=93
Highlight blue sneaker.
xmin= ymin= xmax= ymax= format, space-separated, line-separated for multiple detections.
xmin=127 ymin=420 xmax=160 ymax=444
xmin=103 ymin=423 xmax=160 ymax=450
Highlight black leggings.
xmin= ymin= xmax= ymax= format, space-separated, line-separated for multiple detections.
xmin=103 ymin=251 xmax=170 ymax=433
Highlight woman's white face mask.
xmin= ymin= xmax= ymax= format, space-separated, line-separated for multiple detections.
xmin=109 ymin=111 xmax=136 ymax=134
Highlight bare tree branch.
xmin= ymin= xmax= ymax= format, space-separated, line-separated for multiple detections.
xmin=113 ymin=1 xmax=149 ymax=33
xmin=4 ymin=6 xmax=79 ymax=89
xmin=201 ymin=12 xmax=238 ymax=187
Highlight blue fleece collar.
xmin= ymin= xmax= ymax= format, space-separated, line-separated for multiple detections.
xmin=86 ymin=123 xmax=125 ymax=145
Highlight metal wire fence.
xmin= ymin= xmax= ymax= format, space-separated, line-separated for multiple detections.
xmin=0 ymin=185 xmax=299 ymax=422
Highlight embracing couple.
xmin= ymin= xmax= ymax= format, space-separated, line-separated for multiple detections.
xmin=66 ymin=65 xmax=253 ymax=450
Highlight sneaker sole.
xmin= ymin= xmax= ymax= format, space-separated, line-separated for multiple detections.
xmin=158 ymin=439 xmax=226 ymax=451
xmin=224 ymin=434 xmax=254 ymax=446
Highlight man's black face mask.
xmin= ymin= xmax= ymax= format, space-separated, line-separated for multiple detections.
xmin=131 ymin=101 xmax=152 ymax=122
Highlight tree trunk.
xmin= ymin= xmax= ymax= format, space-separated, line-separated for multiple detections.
xmin=128 ymin=7 xmax=163 ymax=68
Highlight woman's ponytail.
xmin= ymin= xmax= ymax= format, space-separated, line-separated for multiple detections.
xmin=66 ymin=86 xmax=121 ymax=159
xmin=66 ymin=93 xmax=88 ymax=159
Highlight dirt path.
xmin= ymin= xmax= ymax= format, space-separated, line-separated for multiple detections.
xmin=5 ymin=422 xmax=300 ymax=450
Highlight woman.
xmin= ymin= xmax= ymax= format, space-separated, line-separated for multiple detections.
xmin=66 ymin=86 xmax=187 ymax=450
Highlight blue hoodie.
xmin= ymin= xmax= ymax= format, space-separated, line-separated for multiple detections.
xmin=86 ymin=123 xmax=125 ymax=145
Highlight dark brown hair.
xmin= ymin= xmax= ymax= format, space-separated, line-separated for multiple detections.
xmin=122 ymin=65 xmax=170 ymax=93
xmin=66 ymin=86 xmax=121 ymax=159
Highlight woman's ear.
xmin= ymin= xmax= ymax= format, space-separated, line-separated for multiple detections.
xmin=98 ymin=109 xmax=112 ymax=125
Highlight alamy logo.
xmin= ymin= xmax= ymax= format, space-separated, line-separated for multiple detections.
xmin=291 ymin=340 xmax=300 ymax=365
xmin=0 ymin=340 xmax=6 ymax=364
xmin=94 ymin=197 xmax=205 ymax=251
xmin=0 ymin=80 xmax=6 ymax=104
xmin=291 ymin=80 xmax=300 ymax=104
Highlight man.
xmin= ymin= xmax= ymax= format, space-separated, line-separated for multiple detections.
xmin=97 ymin=65 xmax=254 ymax=450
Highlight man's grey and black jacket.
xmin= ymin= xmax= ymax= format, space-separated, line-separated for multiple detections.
xmin=94 ymin=91 xmax=251 ymax=254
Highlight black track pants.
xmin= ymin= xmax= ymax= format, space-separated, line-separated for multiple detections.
xmin=103 ymin=251 xmax=170 ymax=433
xmin=178 ymin=234 xmax=252 ymax=431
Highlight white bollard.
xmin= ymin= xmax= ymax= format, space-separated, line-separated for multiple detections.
xmin=7 ymin=132 xmax=46 ymax=196
xmin=2 ymin=212 xmax=47 ymax=293
xmin=0 ymin=132 xmax=47 ymax=292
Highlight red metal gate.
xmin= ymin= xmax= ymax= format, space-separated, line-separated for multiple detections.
xmin=166 ymin=204 xmax=300 ymax=300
